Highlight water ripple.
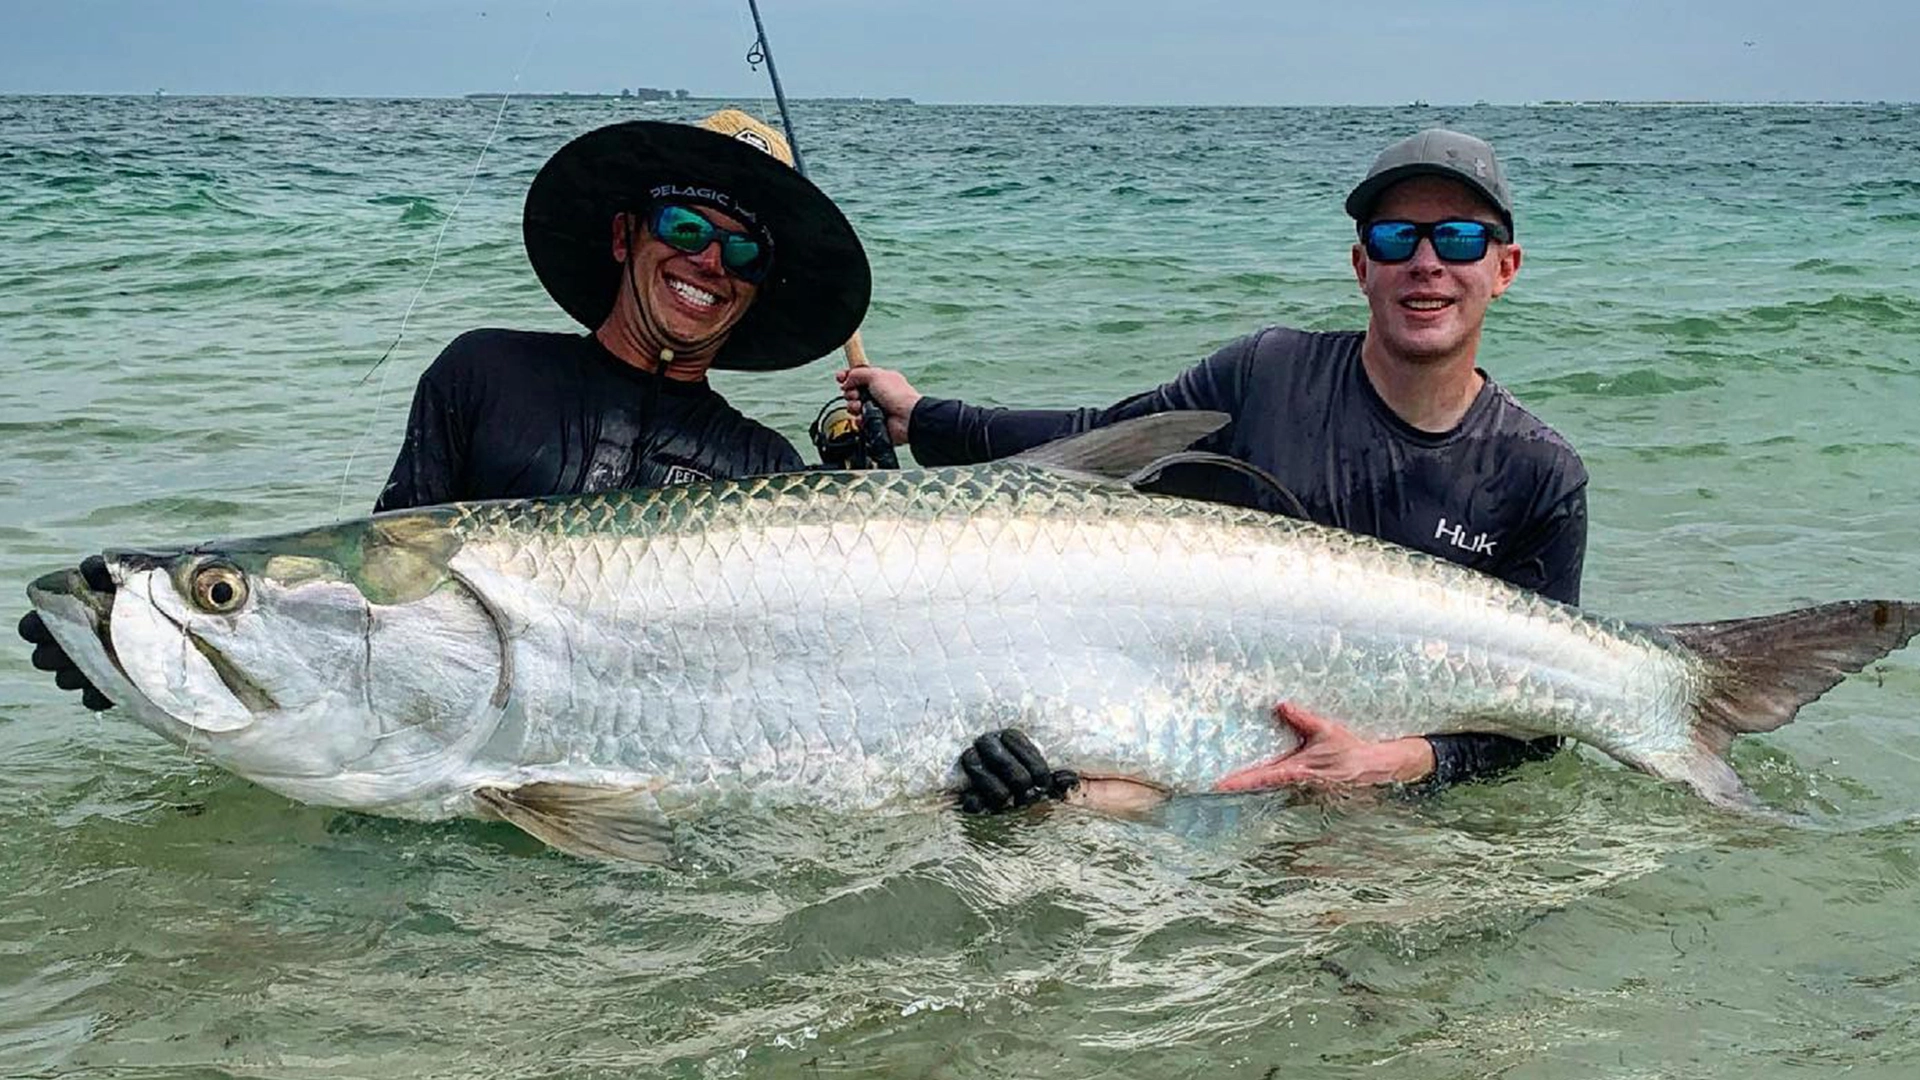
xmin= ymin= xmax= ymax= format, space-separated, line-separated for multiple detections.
xmin=3 ymin=96 xmax=1919 ymax=1079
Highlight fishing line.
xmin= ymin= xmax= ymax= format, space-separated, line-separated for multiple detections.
xmin=334 ymin=2 xmax=560 ymax=519
xmin=744 ymin=0 xmax=807 ymax=175
xmin=743 ymin=0 xmax=898 ymax=469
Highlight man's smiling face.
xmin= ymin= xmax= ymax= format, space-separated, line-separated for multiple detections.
xmin=621 ymin=203 xmax=761 ymax=350
xmin=1352 ymin=175 xmax=1521 ymax=365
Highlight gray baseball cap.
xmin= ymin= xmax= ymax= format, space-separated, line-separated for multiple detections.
xmin=1345 ymin=128 xmax=1514 ymax=236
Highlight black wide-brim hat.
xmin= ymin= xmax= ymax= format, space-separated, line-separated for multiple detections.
xmin=523 ymin=120 xmax=871 ymax=372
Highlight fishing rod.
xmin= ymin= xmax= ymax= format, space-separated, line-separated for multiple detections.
xmin=745 ymin=0 xmax=899 ymax=471
xmin=745 ymin=0 xmax=806 ymax=176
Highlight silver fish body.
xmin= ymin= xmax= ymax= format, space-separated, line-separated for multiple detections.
xmin=443 ymin=467 xmax=1688 ymax=806
xmin=27 ymin=417 xmax=1918 ymax=857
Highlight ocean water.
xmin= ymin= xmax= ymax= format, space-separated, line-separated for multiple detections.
xmin=1 ymin=95 xmax=1918 ymax=1078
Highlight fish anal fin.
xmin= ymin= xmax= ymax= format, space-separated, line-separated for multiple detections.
xmin=1631 ymin=745 xmax=1763 ymax=811
xmin=1012 ymin=411 xmax=1230 ymax=482
xmin=474 ymin=782 xmax=673 ymax=863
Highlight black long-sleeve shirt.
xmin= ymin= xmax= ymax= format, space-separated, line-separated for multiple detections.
xmin=375 ymin=329 xmax=803 ymax=512
xmin=908 ymin=326 xmax=1590 ymax=789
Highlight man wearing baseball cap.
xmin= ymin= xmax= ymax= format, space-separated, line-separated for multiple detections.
xmin=840 ymin=129 xmax=1588 ymax=812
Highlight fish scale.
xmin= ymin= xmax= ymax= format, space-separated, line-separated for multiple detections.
xmin=433 ymin=463 xmax=1677 ymax=808
xmin=27 ymin=417 xmax=1918 ymax=857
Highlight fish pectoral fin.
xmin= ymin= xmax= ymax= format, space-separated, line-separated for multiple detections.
xmin=474 ymin=782 xmax=673 ymax=863
xmin=1066 ymin=773 xmax=1173 ymax=816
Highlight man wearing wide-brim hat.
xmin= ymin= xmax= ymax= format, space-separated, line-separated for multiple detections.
xmin=373 ymin=109 xmax=871 ymax=512
xmin=18 ymin=111 xmax=871 ymax=714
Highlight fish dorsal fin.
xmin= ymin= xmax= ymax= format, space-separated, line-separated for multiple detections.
xmin=1012 ymin=411 xmax=1230 ymax=481
xmin=1125 ymin=450 xmax=1311 ymax=520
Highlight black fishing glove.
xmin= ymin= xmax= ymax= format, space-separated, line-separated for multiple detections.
xmin=20 ymin=611 xmax=113 ymax=711
xmin=955 ymin=728 xmax=1080 ymax=814
xmin=18 ymin=555 xmax=116 ymax=712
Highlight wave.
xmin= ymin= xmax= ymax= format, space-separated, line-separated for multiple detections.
xmin=1525 ymin=368 xmax=1722 ymax=398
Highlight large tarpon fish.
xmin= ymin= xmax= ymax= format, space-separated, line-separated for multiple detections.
xmin=24 ymin=414 xmax=1918 ymax=859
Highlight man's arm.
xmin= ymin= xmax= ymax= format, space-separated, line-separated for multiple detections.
xmin=839 ymin=333 xmax=1260 ymax=466
xmin=756 ymin=434 xmax=807 ymax=477
xmin=373 ymin=352 xmax=470 ymax=514
xmin=953 ymin=729 xmax=1170 ymax=815
xmin=1493 ymin=483 xmax=1589 ymax=607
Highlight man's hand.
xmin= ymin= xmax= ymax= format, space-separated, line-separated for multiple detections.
xmin=18 ymin=610 xmax=114 ymax=712
xmin=955 ymin=728 xmax=1081 ymax=814
xmin=1213 ymin=703 xmax=1434 ymax=792
xmin=836 ymin=366 xmax=921 ymax=447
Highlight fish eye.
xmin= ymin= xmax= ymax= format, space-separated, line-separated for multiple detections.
xmin=190 ymin=563 xmax=249 ymax=614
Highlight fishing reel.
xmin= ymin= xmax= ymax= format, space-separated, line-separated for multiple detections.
xmin=810 ymin=391 xmax=900 ymax=470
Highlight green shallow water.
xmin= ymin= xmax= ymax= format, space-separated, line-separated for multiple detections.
xmin=2 ymin=96 xmax=1918 ymax=1078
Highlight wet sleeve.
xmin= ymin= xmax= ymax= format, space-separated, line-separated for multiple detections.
xmin=372 ymin=354 xmax=469 ymax=513
xmin=907 ymin=335 xmax=1257 ymax=466
xmin=758 ymin=433 xmax=807 ymax=475
xmin=703 ymin=407 xmax=805 ymax=479
xmin=1418 ymin=487 xmax=1589 ymax=788
xmin=1420 ymin=730 xmax=1563 ymax=791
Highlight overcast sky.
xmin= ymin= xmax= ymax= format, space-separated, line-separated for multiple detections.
xmin=4 ymin=0 xmax=1915 ymax=105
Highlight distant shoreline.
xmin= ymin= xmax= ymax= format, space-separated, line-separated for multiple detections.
xmin=1529 ymin=99 xmax=1906 ymax=107
xmin=461 ymin=93 xmax=917 ymax=105
xmin=2 ymin=92 xmax=1911 ymax=108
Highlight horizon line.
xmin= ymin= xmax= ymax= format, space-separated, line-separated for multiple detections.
xmin=3 ymin=91 xmax=1916 ymax=109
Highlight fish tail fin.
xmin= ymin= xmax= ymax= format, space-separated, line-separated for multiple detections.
xmin=1659 ymin=600 xmax=1919 ymax=807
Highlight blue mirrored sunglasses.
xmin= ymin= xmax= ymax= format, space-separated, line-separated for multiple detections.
xmin=1361 ymin=219 xmax=1510 ymax=264
xmin=647 ymin=203 xmax=773 ymax=283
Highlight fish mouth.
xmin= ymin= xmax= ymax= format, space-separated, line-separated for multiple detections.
xmin=27 ymin=563 xmax=130 ymax=685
